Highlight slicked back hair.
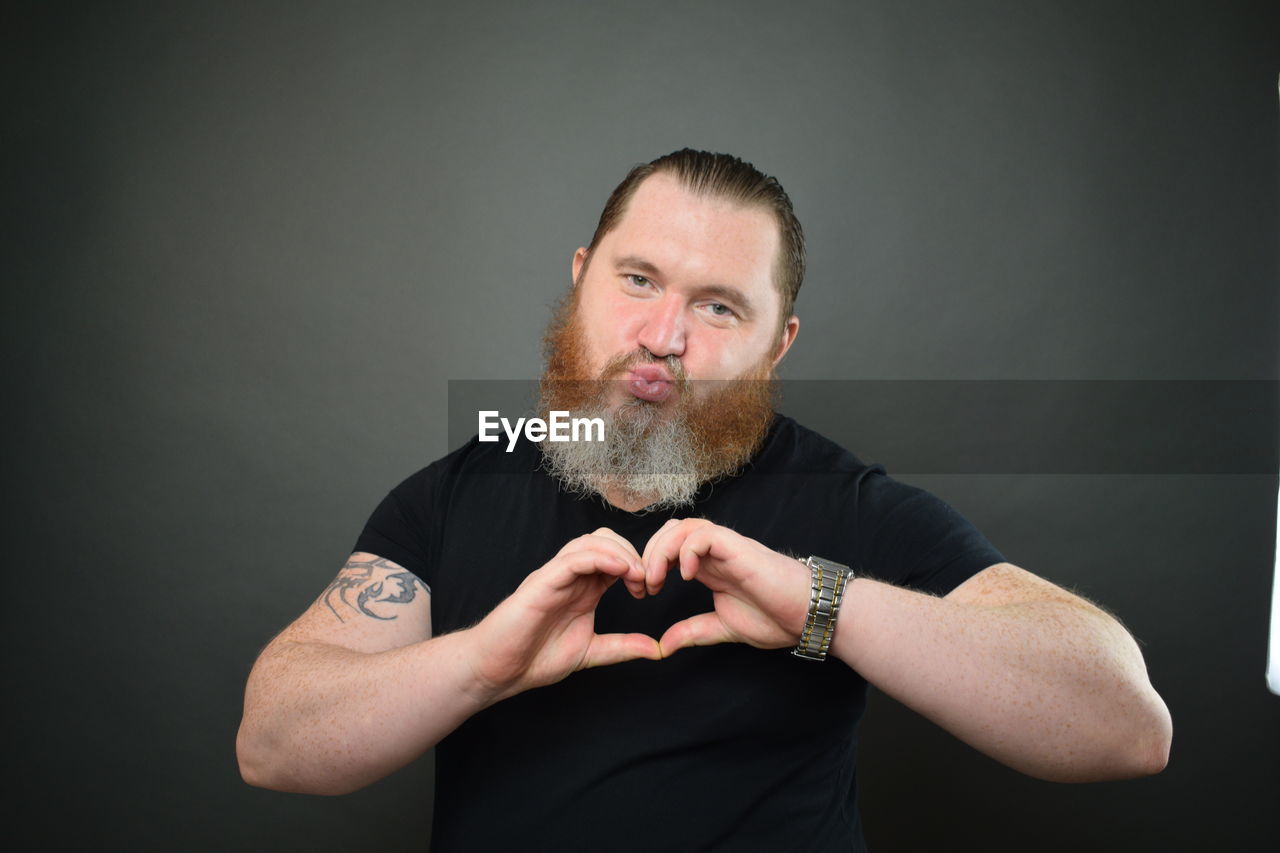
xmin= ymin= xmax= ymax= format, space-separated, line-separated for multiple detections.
xmin=584 ymin=148 xmax=805 ymax=324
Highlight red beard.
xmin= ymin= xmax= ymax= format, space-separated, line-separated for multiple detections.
xmin=537 ymin=289 xmax=779 ymax=504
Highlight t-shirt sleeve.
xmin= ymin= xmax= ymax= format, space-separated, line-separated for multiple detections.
xmin=351 ymin=464 xmax=443 ymax=594
xmin=854 ymin=471 xmax=1004 ymax=597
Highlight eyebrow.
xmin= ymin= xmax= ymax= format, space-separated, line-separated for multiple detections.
xmin=613 ymin=254 xmax=758 ymax=320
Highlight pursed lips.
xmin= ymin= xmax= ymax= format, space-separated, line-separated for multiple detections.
xmin=627 ymin=364 xmax=676 ymax=402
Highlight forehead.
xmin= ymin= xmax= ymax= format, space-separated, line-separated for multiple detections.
xmin=600 ymin=173 xmax=782 ymax=310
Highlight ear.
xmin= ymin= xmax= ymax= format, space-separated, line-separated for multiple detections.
xmin=572 ymin=247 xmax=589 ymax=286
xmin=771 ymin=315 xmax=800 ymax=367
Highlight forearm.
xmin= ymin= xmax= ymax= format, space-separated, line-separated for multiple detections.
xmin=236 ymin=627 xmax=498 ymax=795
xmin=833 ymin=578 xmax=1172 ymax=782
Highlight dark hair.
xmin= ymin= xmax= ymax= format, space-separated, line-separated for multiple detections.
xmin=586 ymin=148 xmax=805 ymax=322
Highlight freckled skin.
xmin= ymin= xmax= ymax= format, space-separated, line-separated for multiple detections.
xmin=833 ymin=563 xmax=1172 ymax=782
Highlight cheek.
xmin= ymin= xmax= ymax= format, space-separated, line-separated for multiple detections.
xmin=592 ymin=300 xmax=643 ymax=345
xmin=701 ymin=333 xmax=773 ymax=378
xmin=581 ymin=311 xmax=639 ymax=368
xmin=685 ymin=341 xmax=736 ymax=379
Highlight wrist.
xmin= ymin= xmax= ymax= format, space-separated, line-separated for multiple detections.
xmin=450 ymin=621 xmax=520 ymax=709
xmin=792 ymin=556 xmax=853 ymax=662
xmin=781 ymin=554 xmax=816 ymax=641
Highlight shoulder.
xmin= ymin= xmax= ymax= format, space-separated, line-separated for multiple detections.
xmin=388 ymin=431 xmax=542 ymax=501
xmin=761 ymin=415 xmax=986 ymax=545
xmin=765 ymin=415 xmax=951 ymax=508
xmin=755 ymin=413 xmax=883 ymax=478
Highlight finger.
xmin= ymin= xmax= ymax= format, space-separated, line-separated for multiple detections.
xmin=583 ymin=532 xmax=645 ymax=581
xmin=581 ymin=632 xmax=662 ymax=669
xmin=558 ymin=530 xmax=636 ymax=562
xmin=640 ymin=519 xmax=681 ymax=596
xmin=641 ymin=518 xmax=681 ymax=567
xmin=678 ymin=523 xmax=750 ymax=587
xmin=560 ymin=528 xmax=638 ymax=563
xmin=677 ymin=525 xmax=720 ymax=582
xmin=645 ymin=519 xmax=714 ymax=595
xmin=544 ymin=549 xmax=632 ymax=591
xmin=658 ymin=612 xmax=734 ymax=657
xmin=588 ymin=528 xmax=647 ymax=598
xmin=590 ymin=527 xmax=642 ymax=560
xmin=643 ymin=518 xmax=700 ymax=595
xmin=561 ymin=532 xmax=646 ymax=591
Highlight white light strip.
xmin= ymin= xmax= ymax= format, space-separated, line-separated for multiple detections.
xmin=1269 ymin=477 xmax=1280 ymax=695
xmin=1270 ymin=73 xmax=1280 ymax=697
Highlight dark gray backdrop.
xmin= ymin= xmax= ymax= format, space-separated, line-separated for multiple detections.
xmin=9 ymin=1 xmax=1278 ymax=850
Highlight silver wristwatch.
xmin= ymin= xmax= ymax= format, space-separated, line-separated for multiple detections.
xmin=792 ymin=556 xmax=853 ymax=661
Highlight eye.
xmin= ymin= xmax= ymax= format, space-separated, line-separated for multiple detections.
xmin=624 ymin=274 xmax=654 ymax=289
xmin=701 ymin=302 xmax=739 ymax=322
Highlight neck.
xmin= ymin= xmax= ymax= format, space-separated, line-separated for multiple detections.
xmin=600 ymin=484 xmax=661 ymax=513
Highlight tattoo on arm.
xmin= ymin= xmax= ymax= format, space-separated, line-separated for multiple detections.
xmin=322 ymin=555 xmax=428 ymax=623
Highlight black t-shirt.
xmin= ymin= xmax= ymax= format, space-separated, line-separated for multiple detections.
xmin=354 ymin=413 xmax=1004 ymax=852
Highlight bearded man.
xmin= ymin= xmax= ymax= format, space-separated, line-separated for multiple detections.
xmin=236 ymin=149 xmax=1172 ymax=852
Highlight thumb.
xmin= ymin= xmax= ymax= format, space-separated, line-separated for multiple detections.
xmin=580 ymin=632 xmax=662 ymax=669
xmin=659 ymin=613 xmax=734 ymax=657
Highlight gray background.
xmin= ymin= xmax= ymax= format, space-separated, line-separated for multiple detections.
xmin=8 ymin=1 xmax=1278 ymax=849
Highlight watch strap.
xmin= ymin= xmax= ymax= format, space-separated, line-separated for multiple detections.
xmin=792 ymin=555 xmax=852 ymax=661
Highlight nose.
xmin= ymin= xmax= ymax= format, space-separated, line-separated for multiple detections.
xmin=636 ymin=295 xmax=686 ymax=359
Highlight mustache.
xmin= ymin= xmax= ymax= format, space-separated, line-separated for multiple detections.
xmin=599 ymin=349 xmax=690 ymax=386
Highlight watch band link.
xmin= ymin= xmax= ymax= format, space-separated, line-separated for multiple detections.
xmin=792 ymin=556 xmax=853 ymax=661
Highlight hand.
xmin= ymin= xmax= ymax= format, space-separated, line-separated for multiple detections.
xmin=468 ymin=528 xmax=661 ymax=701
xmin=641 ymin=518 xmax=813 ymax=656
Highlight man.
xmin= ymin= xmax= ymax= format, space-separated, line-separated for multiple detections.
xmin=237 ymin=149 xmax=1172 ymax=851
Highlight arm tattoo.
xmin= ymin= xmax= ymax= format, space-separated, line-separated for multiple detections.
xmin=322 ymin=555 xmax=428 ymax=623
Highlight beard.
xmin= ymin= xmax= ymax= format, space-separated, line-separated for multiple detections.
xmin=536 ymin=290 xmax=779 ymax=512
